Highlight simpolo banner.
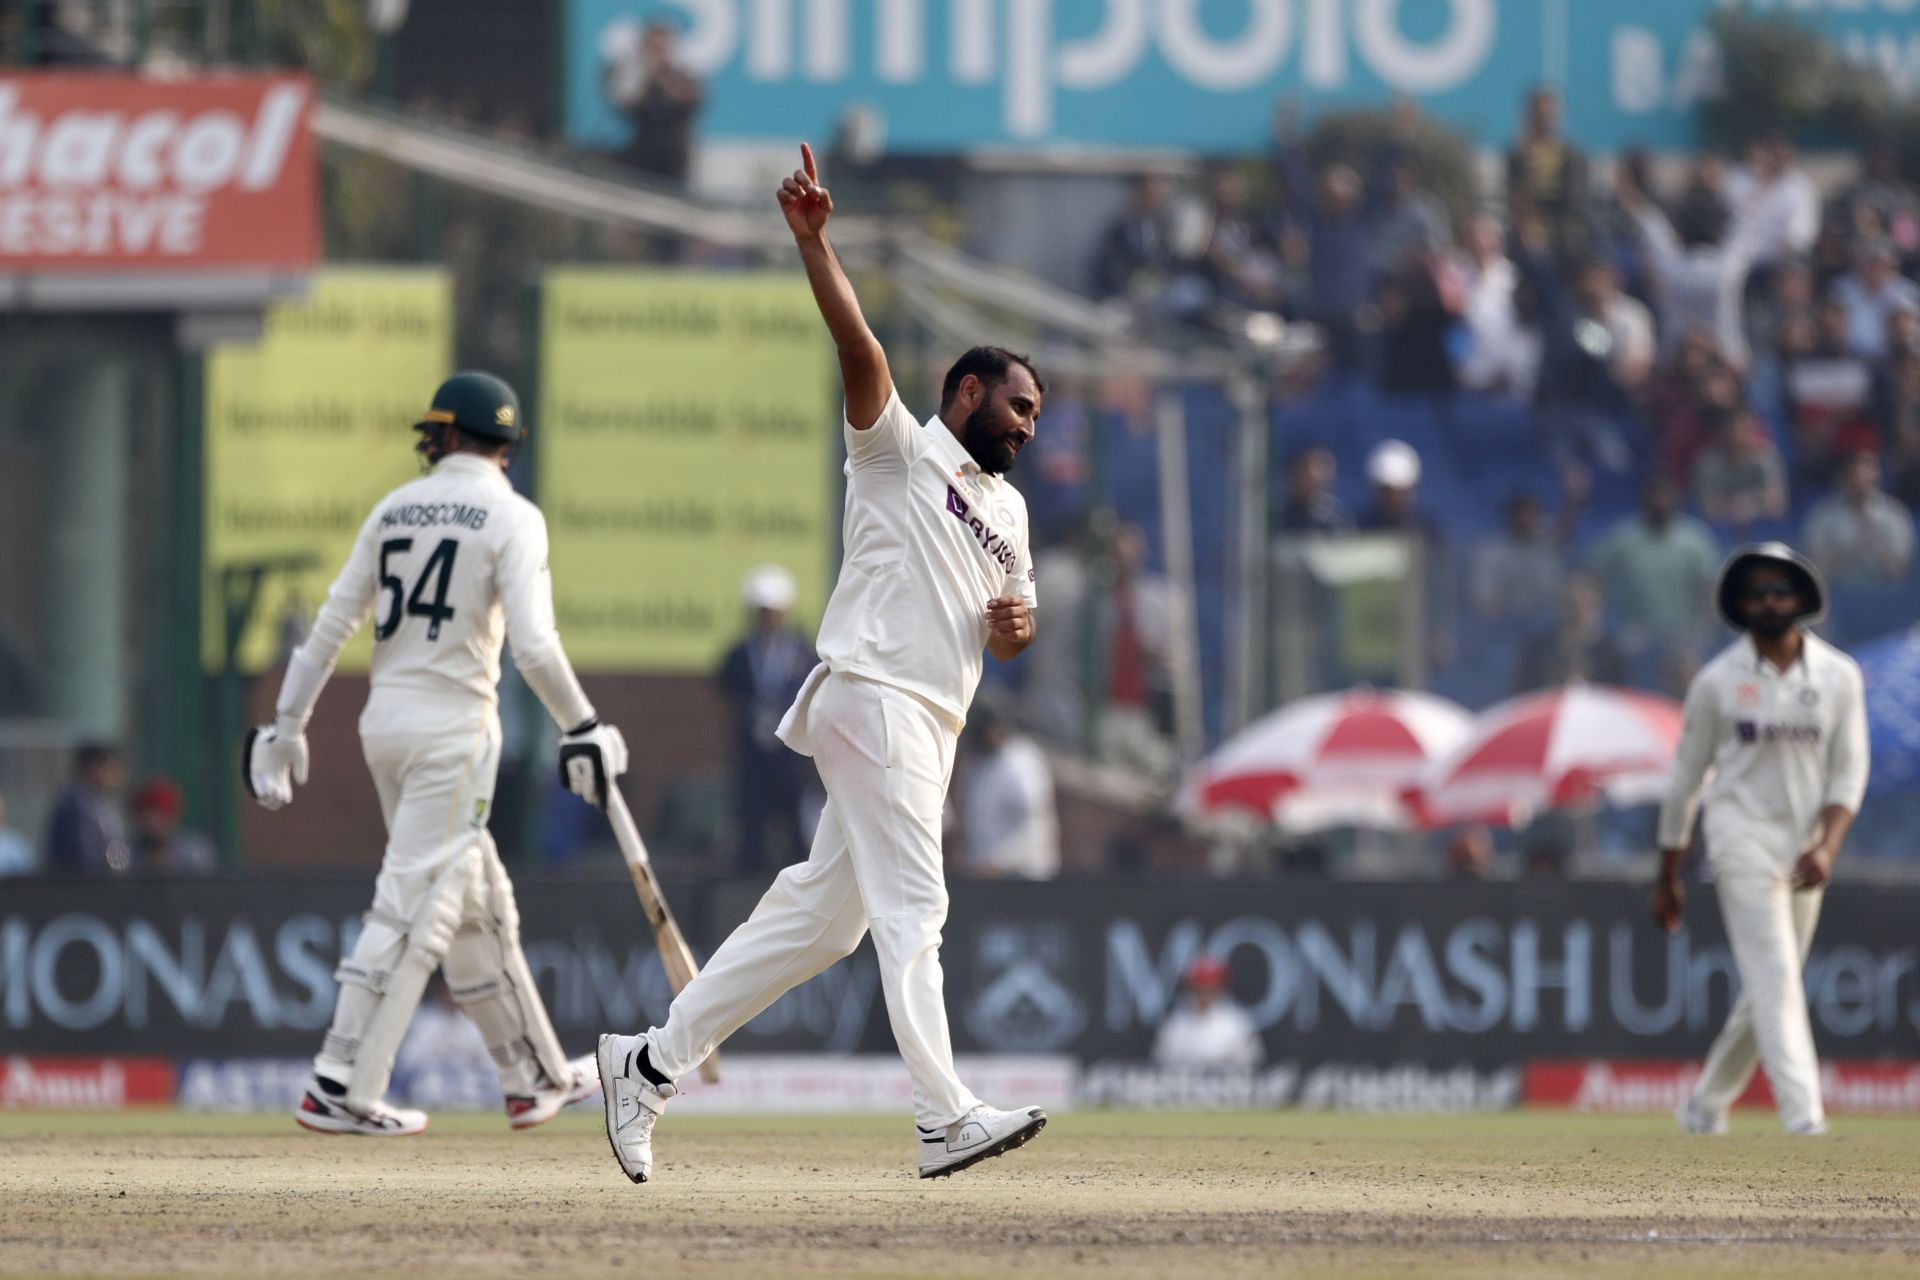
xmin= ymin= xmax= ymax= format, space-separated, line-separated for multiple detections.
xmin=538 ymin=269 xmax=835 ymax=673
xmin=202 ymin=268 xmax=453 ymax=673
xmin=6 ymin=878 xmax=1917 ymax=1067
xmin=566 ymin=0 xmax=1920 ymax=153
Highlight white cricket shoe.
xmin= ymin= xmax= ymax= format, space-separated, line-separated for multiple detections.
xmin=916 ymin=1103 xmax=1047 ymax=1179
xmin=506 ymin=1053 xmax=603 ymax=1131
xmin=598 ymin=1033 xmax=676 ymax=1184
xmin=294 ymin=1075 xmax=428 ymax=1136
xmin=1789 ymin=1118 xmax=1831 ymax=1136
xmin=1674 ymin=1097 xmax=1727 ymax=1136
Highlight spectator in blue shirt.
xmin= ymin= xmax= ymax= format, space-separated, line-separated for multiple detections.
xmin=0 ymin=789 xmax=34 ymax=876
xmin=45 ymin=742 xmax=128 ymax=875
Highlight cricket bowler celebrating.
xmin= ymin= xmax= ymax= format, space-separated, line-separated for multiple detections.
xmin=1653 ymin=542 xmax=1869 ymax=1136
xmin=597 ymin=144 xmax=1047 ymax=1182
xmin=245 ymin=372 xmax=628 ymax=1136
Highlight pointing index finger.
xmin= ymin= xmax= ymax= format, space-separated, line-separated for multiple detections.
xmin=801 ymin=142 xmax=817 ymax=183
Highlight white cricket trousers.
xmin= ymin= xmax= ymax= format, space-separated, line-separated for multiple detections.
xmin=644 ymin=672 xmax=981 ymax=1129
xmin=1691 ymin=872 xmax=1826 ymax=1131
xmin=359 ymin=703 xmax=501 ymax=925
xmin=313 ymin=700 xmax=505 ymax=1093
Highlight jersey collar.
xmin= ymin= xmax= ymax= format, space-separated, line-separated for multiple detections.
xmin=926 ymin=414 xmax=1000 ymax=490
xmin=435 ymin=453 xmax=510 ymax=485
xmin=1741 ymin=631 xmax=1811 ymax=678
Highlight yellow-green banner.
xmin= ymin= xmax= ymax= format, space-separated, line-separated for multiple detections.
xmin=539 ymin=270 xmax=836 ymax=673
xmin=203 ymin=269 xmax=453 ymax=673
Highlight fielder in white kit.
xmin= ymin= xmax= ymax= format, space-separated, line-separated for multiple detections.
xmin=598 ymin=144 xmax=1048 ymax=1183
xmin=1653 ymin=542 xmax=1869 ymax=1136
xmin=245 ymin=371 xmax=630 ymax=1136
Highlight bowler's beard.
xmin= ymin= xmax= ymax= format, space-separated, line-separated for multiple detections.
xmin=961 ymin=403 xmax=1018 ymax=475
xmin=1747 ymin=610 xmax=1794 ymax=639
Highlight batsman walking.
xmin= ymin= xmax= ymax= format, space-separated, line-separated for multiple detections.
xmin=246 ymin=372 xmax=628 ymax=1136
xmin=1653 ymin=542 xmax=1869 ymax=1136
xmin=598 ymin=144 xmax=1048 ymax=1183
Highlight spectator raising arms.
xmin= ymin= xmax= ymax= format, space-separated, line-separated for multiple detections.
xmin=1726 ymin=130 xmax=1821 ymax=272
xmin=603 ymin=19 xmax=704 ymax=187
xmin=1615 ymin=160 xmax=1763 ymax=368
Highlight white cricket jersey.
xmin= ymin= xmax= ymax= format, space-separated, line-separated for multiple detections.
xmin=1658 ymin=632 xmax=1870 ymax=875
xmin=810 ymin=390 xmax=1037 ymax=726
xmin=295 ymin=453 xmax=593 ymax=731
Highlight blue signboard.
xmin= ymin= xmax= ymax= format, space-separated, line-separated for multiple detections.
xmin=567 ymin=1 xmax=1920 ymax=154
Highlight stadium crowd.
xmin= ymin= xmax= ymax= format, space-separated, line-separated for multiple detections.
xmin=1051 ymin=87 xmax=1919 ymax=779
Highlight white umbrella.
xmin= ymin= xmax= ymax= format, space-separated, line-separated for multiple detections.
xmin=1183 ymin=689 xmax=1474 ymax=833
xmin=1412 ymin=684 xmax=1684 ymax=829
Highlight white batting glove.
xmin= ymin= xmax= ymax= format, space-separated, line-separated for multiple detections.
xmin=244 ymin=715 xmax=310 ymax=811
xmin=559 ymin=718 xmax=628 ymax=809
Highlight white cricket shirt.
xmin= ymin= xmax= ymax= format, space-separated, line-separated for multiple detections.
xmin=1658 ymin=632 xmax=1870 ymax=875
xmin=810 ymin=391 xmax=1037 ymax=727
xmin=295 ymin=453 xmax=593 ymax=730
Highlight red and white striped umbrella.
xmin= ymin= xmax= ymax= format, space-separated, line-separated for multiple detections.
xmin=1411 ymin=684 xmax=1684 ymax=829
xmin=1184 ymin=689 xmax=1474 ymax=832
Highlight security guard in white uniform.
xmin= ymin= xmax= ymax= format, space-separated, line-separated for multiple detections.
xmin=1654 ymin=542 xmax=1869 ymax=1135
xmin=597 ymin=145 xmax=1048 ymax=1184
xmin=246 ymin=372 xmax=629 ymax=1136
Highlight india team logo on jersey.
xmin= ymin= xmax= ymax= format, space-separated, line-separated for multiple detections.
xmin=944 ymin=485 xmax=1019 ymax=574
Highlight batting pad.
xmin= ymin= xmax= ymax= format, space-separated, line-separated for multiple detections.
xmin=443 ymin=836 xmax=572 ymax=1095
xmin=318 ymin=847 xmax=478 ymax=1115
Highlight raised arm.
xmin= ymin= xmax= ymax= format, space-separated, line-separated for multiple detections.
xmin=779 ymin=143 xmax=893 ymax=429
xmin=1626 ymin=200 xmax=1687 ymax=303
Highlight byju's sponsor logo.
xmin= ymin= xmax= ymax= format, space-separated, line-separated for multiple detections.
xmin=945 ymin=485 xmax=1018 ymax=574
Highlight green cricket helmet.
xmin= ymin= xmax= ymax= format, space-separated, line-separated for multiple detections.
xmin=415 ymin=371 xmax=525 ymax=443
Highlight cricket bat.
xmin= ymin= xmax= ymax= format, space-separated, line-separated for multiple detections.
xmin=605 ymin=785 xmax=721 ymax=1084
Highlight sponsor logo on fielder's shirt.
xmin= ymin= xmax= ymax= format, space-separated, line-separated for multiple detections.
xmin=945 ymin=485 xmax=1019 ymax=575
xmin=1735 ymin=720 xmax=1821 ymax=745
